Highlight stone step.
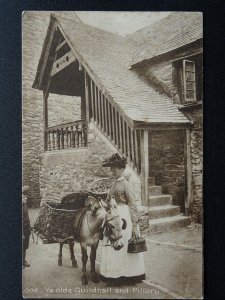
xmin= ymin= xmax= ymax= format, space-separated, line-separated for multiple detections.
xmin=149 ymin=204 xmax=181 ymax=219
xmin=138 ymin=204 xmax=180 ymax=219
xmin=149 ymin=215 xmax=191 ymax=234
xmin=148 ymin=195 xmax=172 ymax=207
xmin=148 ymin=177 xmax=155 ymax=186
xmin=149 ymin=185 xmax=162 ymax=196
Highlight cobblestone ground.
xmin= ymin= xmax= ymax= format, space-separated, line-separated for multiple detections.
xmin=23 ymin=209 xmax=202 ymax=299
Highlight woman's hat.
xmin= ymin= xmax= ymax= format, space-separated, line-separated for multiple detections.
xmin=102 ymin=153 xmax=127 ymax=168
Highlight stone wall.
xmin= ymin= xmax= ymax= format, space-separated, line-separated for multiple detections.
xmin=135 ymin=56 xmax=203 ymax=222
xmin=40 ymin=122 xmax=141 ymax=204
xmin=148 ymin=130 xmax=186 ymax=211
xmin=22 ymin=12 xmax=82 ymax=206
xmin=48 ymin=94 xmax=81 ymax=127
xmin=182 ymin=107 xmax=203 ymax=222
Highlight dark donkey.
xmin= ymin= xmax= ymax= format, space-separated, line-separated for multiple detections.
xmin=58 ymin=196 xmax=127 ymax=285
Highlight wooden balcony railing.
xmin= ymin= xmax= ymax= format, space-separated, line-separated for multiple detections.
xmin=85 ymin=74 xmax=142 ymax=174
xmin=45 ymin=119 xmax=87 ymax=151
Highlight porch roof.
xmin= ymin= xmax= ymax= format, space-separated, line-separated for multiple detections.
xmin=33 ymin=14 xmax=190 ymax=126
xmin=128 ymin=12 xmax=203 ymax=67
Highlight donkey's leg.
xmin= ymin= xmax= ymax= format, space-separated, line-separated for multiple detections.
xmin=90 ymin=242 xmax=100 ymax=283
xmin=69 ymin=241 xmax=78 ymax=268
xmin=58 ymin=242 xmax=63 ymax=266
xmin=80 ymin=243 xmax=88 ymax=285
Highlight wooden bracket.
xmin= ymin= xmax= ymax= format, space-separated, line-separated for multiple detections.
xmin=51 ymin=50 xmax=76 ymax=77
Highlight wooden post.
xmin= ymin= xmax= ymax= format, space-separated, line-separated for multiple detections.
xmin=108 ymin=101 xmax=112 ymax=140
xmin=111 ymin=105 xmax=115 ymax=143
xmin=115 ymin=110 xmax=119 ymax=148
xmin=52 ymin=131 xmax=55 ymax=150
xmin=131 ymin=129 xmax=135 ymax=164
xmin=60 ymin=128 xmax=64 ymax=149
xmin=98 ymin=89 xmax=102 ymax=129
xmin=105 ymin=97 xmax=109 ymax=136
xmin=65 ymin=127 xmax=69 ymax=148
xmin=43 ymin=90 xmax=49 ymax=151
xmin=134 ymin=130 xmax=140 ymax=172
xmin=48 ymin=132 xmax=51 ymax=151
xmin=141 ymin=130 xmax=149 ymax=206
xmin=123 ymin=120 xmax=127 ymax=156
xmin=95 ymin=85 xmax=99 ymax=125
xmin=119 ymin=115 xmax=123 ymax=153
xmin=102 ymin=94 xmax=106 ymax=133
xmin=184 ymin=129 xmax=193 ymax=215
xmin=90 ymin=80 xmax=94 ymax=121
xmin=127 ymin=124 xmax=131 ymax=161
xmin=84 ymin=71 xmax=89 ymax=123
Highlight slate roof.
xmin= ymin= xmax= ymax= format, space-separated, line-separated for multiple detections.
xmin=128 ymin=12 xmax=203 ymax=66
xmin=34 ymin=13 xmax=191 ymax=125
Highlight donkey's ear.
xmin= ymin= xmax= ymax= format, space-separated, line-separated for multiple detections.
xmin=90 ymin=204 xmax=99 ymax=215
xmin=99 ymin=199 xmax=108 ymax=209
xmin=87 ymin=196 xmax=96 ymax=206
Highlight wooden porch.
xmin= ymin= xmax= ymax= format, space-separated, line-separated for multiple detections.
xmin=37 ymin=17 xmax=192 ymax=213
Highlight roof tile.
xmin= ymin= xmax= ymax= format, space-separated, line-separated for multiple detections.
xmin=128 ymin=12 xmax=203 ymax=66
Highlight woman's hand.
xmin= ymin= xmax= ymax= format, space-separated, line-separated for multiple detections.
xmin=132 ymin=223 xmax=140 ymax=239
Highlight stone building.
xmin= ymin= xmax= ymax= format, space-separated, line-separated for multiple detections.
xmin=23 ymin=12 xmax=203 ymax=231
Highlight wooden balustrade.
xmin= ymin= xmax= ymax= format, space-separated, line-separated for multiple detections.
xmin=85 ymin=75 xmax=142 ymax=173
xmin=45 ymin=119 xmax=87 ymax=151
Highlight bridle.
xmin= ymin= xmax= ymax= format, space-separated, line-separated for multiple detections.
xmin=86 ymin=208 xmax=122 ymax=247
xmin=102 ymin=215 xmax=122 ymax=247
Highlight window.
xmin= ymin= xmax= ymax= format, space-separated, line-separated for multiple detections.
xmin=182 ymin=60 xmax=197 ymax=102
xmin=172 ymin=54 xmax=202 ymax=105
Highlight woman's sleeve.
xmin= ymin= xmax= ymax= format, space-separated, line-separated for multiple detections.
xmin=124 ymin=181 xmax=139 ymax=224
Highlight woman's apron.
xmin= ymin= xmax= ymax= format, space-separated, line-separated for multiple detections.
xmin=99 ymin=204 xmax=145 ymax=278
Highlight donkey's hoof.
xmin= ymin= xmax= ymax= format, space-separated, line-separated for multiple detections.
xmin=81 ymin=275 xmax=88 ymax=285
xmin=72 ymin=261 xmax=78 ymax=268
xmin=58 ymin=260 xmax=62 ymax=266
xmin=92 ymin=272 xmax=100 ymax=283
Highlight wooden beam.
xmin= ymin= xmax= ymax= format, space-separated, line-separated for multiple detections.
xmin=134 ymin=130 xmax=140 ymax=172
xmin=51 ymin=50 xmax=76 ymax=77
xmin=108 ymin=101 xmax=112 ymax=140
xmin=55 ymin=40 xmax=67 ymax=52
xmin=111 ymin=106 xmax=115 ymax=143
xmin=123 ymin=120 xmax=127 ymax=156
xmin=90 ymin=79 xmax=94 ymax=121
xmin=115 ymin=110 xmax=119 ymax=148
xmin=84 ymin=71 xmax=89 ymax=123
xmin=38 ymin=20 xmax=58 ymax=89
xmin=184 ymin=129 xmax=193 ymax=215
xmin=134 ymin=122 xmax=192 ymax=131
xmin=79 ymin=61 xmax=83 ymax=71
xmin=131 ymin=129 xmax=135 ymax=164
xmin=98 ymin=89 xmax=102 ymax=128
xmin=43 ymin=91 xmax=48 ymax=151
xmin=141 ymin=130 xmax=149 ymax=206
xmin=95 ymin=84 xmax=99 ymax=125
xmin=102 ymin=94 xmax=105 ymax=132
xmin=104 ymin=97 xmax=109 ymax=135
xmin=119 ymin=114 xmax=123 ymax=153
xmin=127 ymin=123 xmax=131 ymax=161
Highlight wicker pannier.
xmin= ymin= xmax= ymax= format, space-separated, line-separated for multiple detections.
xmin=33 ymin=192 xmax=89 ymax=243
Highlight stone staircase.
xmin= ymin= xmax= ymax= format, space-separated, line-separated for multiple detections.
xmin=138 ymin=177 xmax=191 ymax=234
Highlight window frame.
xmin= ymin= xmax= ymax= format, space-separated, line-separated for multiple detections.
xmin=182 ymin=59 xmax=197 ymax=103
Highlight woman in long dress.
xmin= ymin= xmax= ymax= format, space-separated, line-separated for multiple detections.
xmin=99 ymin=153 xmax=145 ymax=285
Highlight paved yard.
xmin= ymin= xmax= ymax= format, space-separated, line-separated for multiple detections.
xmin=23 ymin=209 xmax=202 ymax=299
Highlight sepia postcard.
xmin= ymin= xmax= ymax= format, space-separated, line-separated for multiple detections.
xmin=22 ymin=11 xmax=203 ymax=299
